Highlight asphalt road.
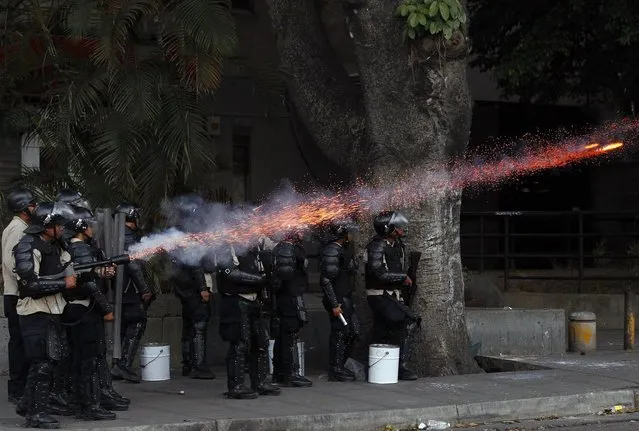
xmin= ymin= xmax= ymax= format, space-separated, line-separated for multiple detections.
xmin=452 ymin=411 xmax=639 ymax=431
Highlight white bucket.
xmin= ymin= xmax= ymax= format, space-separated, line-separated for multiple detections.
xmin=140 ymin=343 xmax=170 ymax=382
xmin=268 ymin=339 xmax=305 ymax=376
xmin=368 ymin=344 xmax=399 ymax=384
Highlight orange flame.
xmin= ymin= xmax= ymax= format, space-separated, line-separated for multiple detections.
xmin=600 ymin=142 xmax=623 ymax=152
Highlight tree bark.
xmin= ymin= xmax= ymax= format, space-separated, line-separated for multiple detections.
xmin=263 ymin=0 xmax=367 ymax=174
xmin=346 ymin=0 xmax=479 ymax=375
xmin=265 ymin=0 xmax=481 ymax=375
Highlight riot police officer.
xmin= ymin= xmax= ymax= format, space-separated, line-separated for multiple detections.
xmin=2 ymin=188 xmax=37 ymax=404
xmin=271 ymin=231 xmax=312 ymax=387
xmin=62 ymin=206 xmax=117 ymax=420
xmin=365 ymin=211 xmax=419 ymax=381
xmin=13 ymin=202 xmax=77 ymax=428
xmin=217 ymin=240 xmax=281 ymax=399
xmin=111 ymin=203 xmax=155 ymax=383
xmin=49 ymin=189 xmax=92 ymax=412
xmin=320 ymin=222 xmax=360 ymax=381
xmin=169 ymin=195 xmax=215 ymax=380
xmin=55 ymin=189 xmax=91 ymax=210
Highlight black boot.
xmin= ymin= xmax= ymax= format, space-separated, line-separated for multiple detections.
xmin=100 ymin=394 xmax=129 ymax=412
xmin=225 ymin=340 xmax=257 ymax=399
xmin=77 ymin=360 xmax=116 ymax=421
xmin=398 ymin=321 xmax=418 ymax=381
xmin=328 ymin=331 xmax=355 ymax=382
xmin=97 ymin=353 xmax=130 ymax=407
xmin=47 ymin=362 xmax=74 ymax=416
xmin=190 ymin=322 xmax=215 ymax=379
xmin=250 ymin=346 xmax=280 ymax=396
xmin=277 ymin=337 xmax=312 ymax=388
xmin=25 ymin=364 xmax=60 ymax=429
xmin=225 ymin=385 xmax=258 ymax=399
xmin=181 ymin=341 xmax=192 ymax=377
xmin=111 ymin=322 xmax=144 ymax=383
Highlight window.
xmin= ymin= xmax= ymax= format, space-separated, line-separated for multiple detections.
xmin=231 ymin=0 xmax=254 ymax=12
xmin=232 ymin=127 xmax=251 ymax=202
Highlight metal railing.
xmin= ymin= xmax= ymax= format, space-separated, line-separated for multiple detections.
xmin=460 ymin=210 xmax=639 ymax=292
xmin=461 ymin=210 xmax=639 ymax=350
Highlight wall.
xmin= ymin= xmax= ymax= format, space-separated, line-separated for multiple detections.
xmin=466 ymin=308 xmax=566 ymax=356
xmin=503 ymin=291 xmax=631 ymax=330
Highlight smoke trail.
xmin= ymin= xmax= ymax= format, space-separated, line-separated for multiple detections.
xmin=129 ymin=119 xmax=637 ymax=262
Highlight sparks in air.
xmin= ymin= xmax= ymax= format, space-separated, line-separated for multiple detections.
xmin=129 ymin=123 xmax=632 ymax=261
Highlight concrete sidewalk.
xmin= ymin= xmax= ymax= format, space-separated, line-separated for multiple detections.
xmin=1 ymin=352 xmax=639 ymax=431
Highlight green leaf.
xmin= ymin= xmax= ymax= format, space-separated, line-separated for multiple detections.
xmin=439 ymin=3 xmax=450 ymax=20
xmin=429 ymin=21 xmax=438 ymax=34
xmin=408 ymin=28 xmax=416 ymax=39
xmin=417 ymin=13 xmax=428 ymax=26
xmin=398 ymin=5 xmax=409 ymax=17
xmin=429 ymin=1 xmax=439 ymax=17
xmin=449 ymin=3 xmax=460 ymax=18
xmin=459 ymin=12 xmax=467 ymax=23
xmin=409 ymin=12 xmax=418 ymax=28
xmin=443 ymin=27 xmax=453 ymax=39
xmin=452 ymin=20 xmax=461 ymax=29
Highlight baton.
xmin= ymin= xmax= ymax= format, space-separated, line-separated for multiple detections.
xmin=338 ymin=313 xmax=348 ymax=326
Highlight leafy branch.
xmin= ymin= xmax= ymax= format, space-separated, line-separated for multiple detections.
xmin=396 ymin=0 xmax=467 ymax=41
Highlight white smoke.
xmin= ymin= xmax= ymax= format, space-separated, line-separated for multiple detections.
xmin=128 ymin=180 xmax=324 ymax=265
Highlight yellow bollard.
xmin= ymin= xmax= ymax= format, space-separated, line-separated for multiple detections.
xmin=568 ymin=311 xmax=597 ymax=353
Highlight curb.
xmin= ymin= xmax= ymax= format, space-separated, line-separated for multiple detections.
xmin=58 ymin=388 xmax=638 ymax=431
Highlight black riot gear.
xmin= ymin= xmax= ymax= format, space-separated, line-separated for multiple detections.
xmin=320 ymin=223 xmax=360 ymax=382
xmin=25 ymin=202 xmax=75 ymax=235
xmin=170 ymin=253 xmax=215 ymax=380
xmin=373 ymin=211 xmax=409 ymax=236
xmin=65 ymin=207 xmax=95 ymax=235
xmin=13 ymin=222 xmax=73 ymax=428
xmin=63 ymin=219 xmax=119 ymax=421
xmin=217 ymin=243 xmax=280 ymax=399
xmin=55 ymin=189 xmax=91 ymax=211
xmin=114 ymin=202 xmax=141 ymax=224
xmin=365 ymin=218 xmax=419 ymax=381
xmin=6 ymin=187 xmax=37 ymax=213
xmin=271 ymin=239 xmax=312 ymax=388
xmin=111 ymin=222 xmax=154 ymax=383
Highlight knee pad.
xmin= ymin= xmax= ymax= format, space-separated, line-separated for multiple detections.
xmin=193 ymin=320 xmax=208 ymax=333
xmin=35 ymin=361 xmax=54 ymax=378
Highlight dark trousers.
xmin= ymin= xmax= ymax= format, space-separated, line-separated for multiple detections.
xmin=4 ymin=295 xmax=28 ymax=399
xmin=20 ymin=313 xmax=67 ymax=418
xmin=323 ymin=295 xmax=360 ymax=372
xmin=118 ymin=301 xmax=146 ymax=369
xmin=64 ymin=303 xmax=103 ymax=409
xmin=219 ymin=296 xmax=269 ymax=390
xmin=367 ymin=293 xmax=419 ymax=363
xmin=179 ymin=294 xmax=211 ymax=370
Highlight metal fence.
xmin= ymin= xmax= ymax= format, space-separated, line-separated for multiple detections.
xmin=460 ymin=210 xmax=639 ymax=292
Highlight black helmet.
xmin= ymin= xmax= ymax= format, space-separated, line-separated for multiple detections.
xmin=6 ymin=188 xmax=37 ymax=213
xmin=172 ymin=194 xmax=205 ymax=233
xmin=325 ymin=220 xmax=358 ymax=242
xmin=174 ymin=193 xmax=204 ymax=218
xmin=55 ymin=189 xmax=91 ymax=210
xmin=25 ymin=202 xmax=75 ymax=234
xmin=114 ymin=202 xmax=141 ymax=223
xmin=66 ymin=205 xmax=96 ymax=234
xmin=373 ymin=211 xmax=409 ymax=236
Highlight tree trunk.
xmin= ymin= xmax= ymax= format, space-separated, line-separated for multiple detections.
xmin=265 ymin=0 xmax=481 ymax=376
xmin=346 ymin=0 xmax=480 ymax=375
xmin=262 ymin=0 xmax=367 ymax=173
